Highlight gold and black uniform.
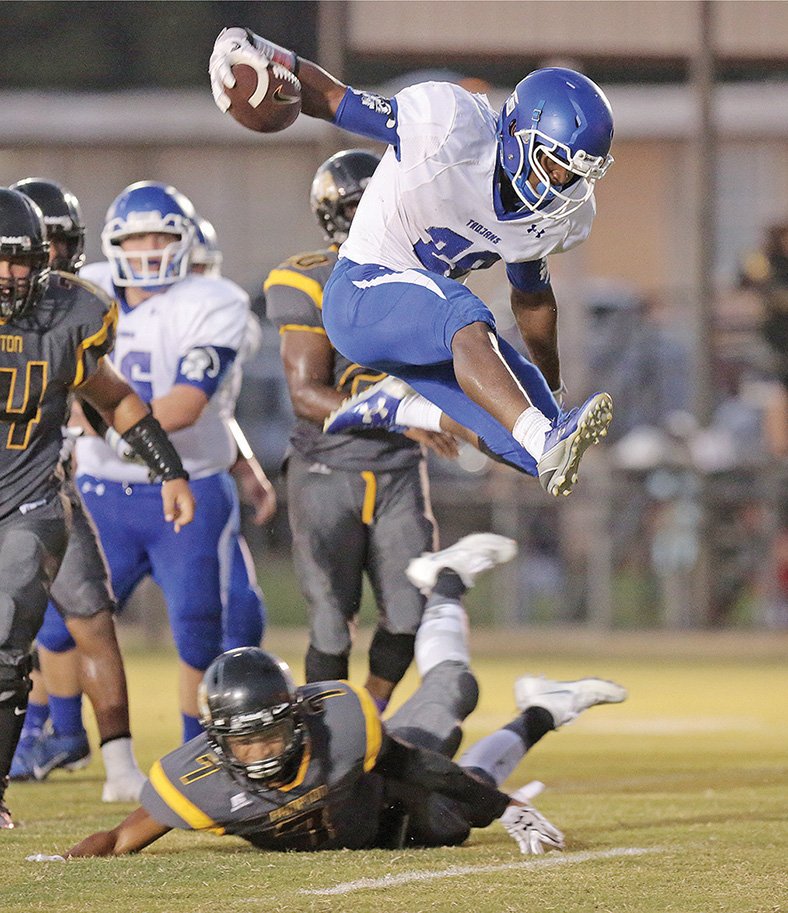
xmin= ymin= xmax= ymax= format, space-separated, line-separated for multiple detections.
xmin=265 ymin=248 xmax=435 ymax=684
xmin=141 ymin=679 xmax=508 ymax=851
xmin=0 ymin=272 xmax=116 ymax=661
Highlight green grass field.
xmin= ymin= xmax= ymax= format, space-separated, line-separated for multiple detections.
xmin=2 ymin=629 xmax=786 ymax=913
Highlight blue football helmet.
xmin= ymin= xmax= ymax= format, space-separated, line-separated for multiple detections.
xmin=101 ymin=181 xmax=196 ymax=289
xmin=190 ymin=216 xmax=223 ymax=277
xmin=498 ymin=67 xmax=614 ymax=221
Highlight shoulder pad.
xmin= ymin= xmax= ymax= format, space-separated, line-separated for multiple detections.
xmin=51 ymin=270 xmax=116 ymax=312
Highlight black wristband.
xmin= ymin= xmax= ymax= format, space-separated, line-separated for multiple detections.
xmin=292 ymin=54 xmax=301 ymax=77
xmin=121 ymin=413 xmax=189 ymax=482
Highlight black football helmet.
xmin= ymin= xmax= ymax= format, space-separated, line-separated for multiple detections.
xmin=198 ymin=648 xmax=305 ymax=785
xmin=310 ymin=149 xmax=381 ymax=243
xmin=10 ymin=178 xmax=85 ymax=273
xmin=0 ymin=188 xmax=50 ymax=321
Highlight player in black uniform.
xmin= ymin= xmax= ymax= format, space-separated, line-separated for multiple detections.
xmin=63 ymin=533 xmax=627 ymax=858
xmin=0 ymin=187 xmax=195 ymax=829
xmin=265 ymin=150 xmax=458 ymax=713
xmin=8 ymin=178 xmax=147 ymax=802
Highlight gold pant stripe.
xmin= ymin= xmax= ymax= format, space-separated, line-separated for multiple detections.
xmin=361 ymin=471 xmax=376 ymax=525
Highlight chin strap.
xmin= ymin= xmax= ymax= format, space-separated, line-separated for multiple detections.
xmin=120 ymin=413 xmax=189 ymax=482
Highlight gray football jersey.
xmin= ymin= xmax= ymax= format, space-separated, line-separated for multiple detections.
xmin=141 ymin=680 xmax=387 ymax=851
xmin=0 ymin=272 xmax=117 ymax=518
xmin=265 ymin=247 xmax=421 ymax=472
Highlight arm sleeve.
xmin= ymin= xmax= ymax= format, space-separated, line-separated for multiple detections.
xmin=375 ymin=736 xmax=510 ymax=826
xmin=506 ymin=258 xmax=551 ymax=293
xmin=332 ymin=87 xmax=399 ymax=149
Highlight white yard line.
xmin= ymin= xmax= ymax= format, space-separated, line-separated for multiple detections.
xmin=299 ymin=846 xmax=664 ymax=896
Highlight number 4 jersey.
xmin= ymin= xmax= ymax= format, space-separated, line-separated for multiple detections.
xmin=0 ymin=271 xmax=117 ymax=518
xmin=340 ymin=81 xmax=595 ymax=280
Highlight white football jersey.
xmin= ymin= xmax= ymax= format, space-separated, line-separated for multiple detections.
xmin=76 ymin=264 xmax=253 ymax=482
xmin=340 ymin=82 xmax=595 ymax=277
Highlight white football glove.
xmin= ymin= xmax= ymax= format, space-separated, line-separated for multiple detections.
xmin=26 ymin=854 xmax=66 ymax=863
xmin=209 ymin=27 xmax=297 ymax=113
xmin=58 ymin=425 xmax=83 ymax=464
xmin=104 ymin=427 xmax=145 ymax=465
xmin=500 ymin=799 xmax=565 ymax=855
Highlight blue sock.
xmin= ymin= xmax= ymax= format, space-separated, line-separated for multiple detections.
xmin=22 ymin=700 xmax=49 ymax=737
xmin=182 ymin=712 xmax=203 ymax=742
xmin=49 ymin=694 xmax=85 ymax=737
xmin=372 ymin=695 xmax=388 ymax=714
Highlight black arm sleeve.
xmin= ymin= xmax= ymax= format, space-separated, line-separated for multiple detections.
xmin=120 ymin=413 xmax=189 ymax=482
xmin=375 ymin=735 xmax=510 ymax=827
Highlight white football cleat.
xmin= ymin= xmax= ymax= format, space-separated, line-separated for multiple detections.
xmin=101 ymin=769 xmax=146 ymax=803
xmin=406 ymin=533 xmax=517 ymax=595
xmin=514 ymin=674 xmax=627 ymax=727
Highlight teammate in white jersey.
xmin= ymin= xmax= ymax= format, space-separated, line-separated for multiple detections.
xmin=74 ymin=181 xmax=266 ymax=743
xmin=210 ymin=29 xmax=615 ymax=497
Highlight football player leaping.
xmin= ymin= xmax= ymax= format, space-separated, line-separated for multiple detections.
xmin=210 ymin=29 xmax=615 ymax=497
xmin=60 ymin=533 xmax=627 ymax=858
xmin=72 ymin=181 xmax=267 ymax=744
xmin=0 ymin=187 xmax=194 ymax=829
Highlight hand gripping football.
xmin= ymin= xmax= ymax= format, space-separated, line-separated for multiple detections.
xmin=226 ymin=61 xmax=302 ymax=133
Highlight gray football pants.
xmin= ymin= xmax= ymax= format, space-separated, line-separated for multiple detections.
xmin=0 ymin=490 xmax=70 ymax=674
xmin=286 ymin=453 xmax=436 ymax=655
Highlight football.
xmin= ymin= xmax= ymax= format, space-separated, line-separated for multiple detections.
xmin=225 ymin=62 xmax=302 ymax=134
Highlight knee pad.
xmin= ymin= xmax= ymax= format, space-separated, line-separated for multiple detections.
xmin=421 ymin=664 xmax=478 ymax=722
xmin=369 ymin=629 xmax=415 ymax=685
xmin=36 ymin=605 xmax=76 ymax=653
xmin=414 ymin=602 xmax=469 ymax=677
xmin=305 ymin=646 xmax=348 ymax=683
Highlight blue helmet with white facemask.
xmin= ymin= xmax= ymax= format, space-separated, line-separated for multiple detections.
xmin=497 ymin=67 xmax=614 ymax=221
xmin=102 ymin=181 xmax=196 ymax=289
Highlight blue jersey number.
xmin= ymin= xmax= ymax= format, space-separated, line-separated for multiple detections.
xmin=119 ymin=351 xmax=153 ymax=402
xmin=413 ymin=227 xmax=499 ymax=279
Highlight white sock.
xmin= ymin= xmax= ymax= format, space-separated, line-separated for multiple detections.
xmin=458 ymin=729 xmax=526 ymax=787
xmin=414 ymin=602 xmax=470 ymax=676
xmin=101 ymin=736 xmax=143 ymax=780
xmin=512 ymin=407 xmax=553 ymax=460
xmin=395 ymin=392 xmax=443 ymax=432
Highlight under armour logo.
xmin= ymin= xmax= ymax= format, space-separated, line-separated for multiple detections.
xmin=359 ymin=396 xmax=391 ymax=424
xmin=526 ymin=224 xmax=546 ymax=239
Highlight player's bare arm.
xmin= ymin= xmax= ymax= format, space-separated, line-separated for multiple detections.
xmin=78 ymin=357 xmax=195 ymax=531
xmin=280 ymin=328 xmax=346 ymax=421
xmin=67 ymin=807 xmax=171 ymax=858
xmin=509 ymin=284 xmax=561 ymax=393
xmin=151 ymin=384 xmax=209 ymax=432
